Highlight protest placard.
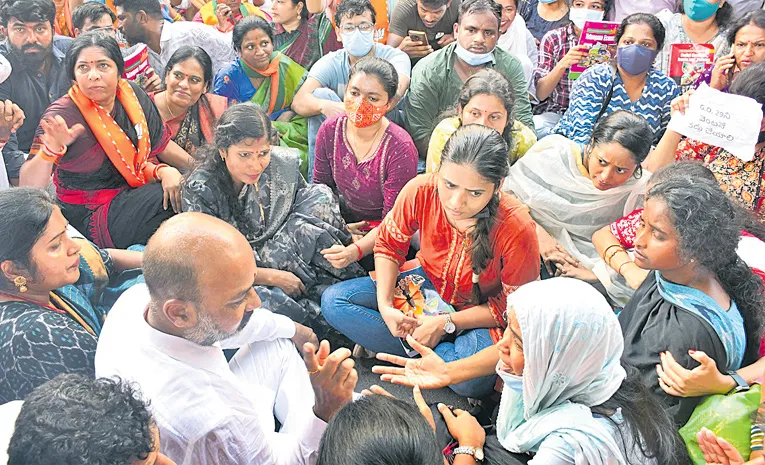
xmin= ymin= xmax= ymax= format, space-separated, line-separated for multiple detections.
xmin=667 ymin=83 xmax=763 ymax=161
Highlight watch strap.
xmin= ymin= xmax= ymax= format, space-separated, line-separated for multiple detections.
xmin=454 ymin=446 xmax=476 ymax=457
xmin=728 ymin=371 xmax=750 ymax=392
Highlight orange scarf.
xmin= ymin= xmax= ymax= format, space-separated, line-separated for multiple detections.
xmin=69 ymin=80 xmax=153 ymax=188
xmin=241 ymin=53 xmax=281 ymax=113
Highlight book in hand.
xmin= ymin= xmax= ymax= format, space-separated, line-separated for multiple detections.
xmin=123 ymin=44 xmax=151 ymax=82
xmin=570 ymin=20 xmax=619 ymax=80
xmin=668 ymin=43 xmax=715 ymax=93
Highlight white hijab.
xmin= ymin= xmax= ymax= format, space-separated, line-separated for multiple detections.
xmin=497 ymin=15 xmax=533 ymax=83
xmin=496 ymin=278 xmax=628 ymax=464
xmin=502 ymin=135 xmax=647 ymax=269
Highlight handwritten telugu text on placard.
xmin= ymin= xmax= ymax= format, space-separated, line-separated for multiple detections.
xmin=668 ymin=83 xmax=762 ymax=161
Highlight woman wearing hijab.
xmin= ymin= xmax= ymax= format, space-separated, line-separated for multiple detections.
xmin=376 ymin=278 xmax=688 ymax=464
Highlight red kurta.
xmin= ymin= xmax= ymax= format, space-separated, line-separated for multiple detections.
xmin=374 ymin=174 xmax=540 ymax=342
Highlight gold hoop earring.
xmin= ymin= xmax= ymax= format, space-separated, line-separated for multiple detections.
xmin=13 ymin=276 xmax=27 ymax=293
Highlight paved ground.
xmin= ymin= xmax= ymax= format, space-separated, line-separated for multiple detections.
xmin=354 ymin=355 xmax=471 ymax=409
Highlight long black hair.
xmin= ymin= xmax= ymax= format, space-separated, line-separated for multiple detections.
xmin=192 ymin=103 xmax=273 ymax=232
xmin=616 ymin=13 xmax=666 ymax=49
xmin=647 ymin=177 xmax=764 ymax=366
xmin=316 ymin=395 xmax=442 ymax=465
xmin=66 ymin=31 xmax=125 ymax=81
xmin=587 ymin=110 xmax=653 ymax=178
xmin=592 ymin=365 xmax=691 ymax=465
xmin=439 ymin=124 xmax=509 ymax=304
xmin=0 ymin=188 xmax=58 ymax=291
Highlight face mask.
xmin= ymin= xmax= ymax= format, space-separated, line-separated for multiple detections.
xmin=684 ymin=0 xmax=721 ymax=22
xmin=568 ymin=7 xmax=604 ymax=29
xmin=538 ymin=0 xmax=558 ymax=3
xmin=345 ymin=95 xmax=387 ymax=128
xmin=342 ymin=29 xmax=375 ymax=57
xmin=454 ymin=43 xmax=494 ymax=67
xmin=617 ymin=44 xmax=658 ymax=75
xmin=496 ymin=363 xmax=524 ymax=393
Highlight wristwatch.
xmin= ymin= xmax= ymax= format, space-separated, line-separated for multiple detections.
xmin=728 ymin=371 xmax=750 ymax=393
xmin=454 ymin=446 xmax=484 ymax=462
xmin=443 ymin=314 xmax=456 ymax=334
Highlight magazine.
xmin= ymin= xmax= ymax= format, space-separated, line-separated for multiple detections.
xmin=570 ymin=20 xmax=619 ymax=80
xmin=668 ymin=43 xmax=715 ymax=93
xmin=123 ymin=44 xmax=151 ymax=82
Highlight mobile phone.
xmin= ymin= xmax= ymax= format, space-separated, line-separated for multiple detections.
xmin=400 ymin=337 xmax=419 ymax=357
xmin=408 ymin=30 xmax=428 ymax=45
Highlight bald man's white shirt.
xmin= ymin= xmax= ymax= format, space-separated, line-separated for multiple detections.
xmin=95 ymin=284 xmax=325 ymax=465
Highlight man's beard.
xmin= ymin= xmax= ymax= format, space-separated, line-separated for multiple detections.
xmin=9 ymin=42 xmax=52 ymax=70
xmin=185 ymin=308 xmax=253 ymax=346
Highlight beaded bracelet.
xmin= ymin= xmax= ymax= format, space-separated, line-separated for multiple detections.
xmin=751 ymin=424 xmax=764 ymax=451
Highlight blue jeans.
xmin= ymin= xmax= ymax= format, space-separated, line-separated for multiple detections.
xmin=321 ymin=275 xmax=497 ymax=398
xmin=306 ymin=88 xmax=407 ymax=180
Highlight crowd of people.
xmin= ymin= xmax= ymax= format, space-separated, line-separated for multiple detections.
xmin=1 ymin=0 xmax=765 ymax=463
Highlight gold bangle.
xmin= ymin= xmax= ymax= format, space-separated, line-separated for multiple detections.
xmin=605 ymin=247 xmax=626 ymax=267
xmin=602 ymin=244 xmax=623 ymax=262
xmin=618 ymin=261 xmax=633 ymax=276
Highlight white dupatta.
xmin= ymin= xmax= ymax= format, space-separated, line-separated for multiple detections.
xmin=502 ymin=135 xmax=648 ymax=270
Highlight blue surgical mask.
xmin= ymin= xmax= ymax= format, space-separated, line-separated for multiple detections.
xmin=568 ymin=7 xmax=604 ymax=29
xmin=538 ymin=0 xmax=558 ymax=4
xmin=454 ymin=43 xmax=494 ymax=66
xmin=496 ymin=364 xmax=524 ymax=393
xmin=684 ymin=0 xmax=721 ymax=22
xmin=617 ymin=44 xmax=658 ymax=75
xmin=342 ymin=29 xmax=375 ymax=57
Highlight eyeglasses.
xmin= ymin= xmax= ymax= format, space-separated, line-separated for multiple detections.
xmin=340 ymin=22 xmax=374 ymax=33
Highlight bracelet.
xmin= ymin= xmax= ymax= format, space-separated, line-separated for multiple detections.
xmin=352 ymin=242 xmax=363 ymax=261
xmin=617 ymin=260 xmax=634 ymax=276
xmin=153 ymin=163 xmax=170 ymax=181
xmin=602 ymin=244 xmax=623 ymax=261
xmin=604 ymin=245 xmax=626 ymax=267
xmin=40 ymin=142 xmax=67 ymax=163
xmin=752 ymin=425 xmax=764 ymax=451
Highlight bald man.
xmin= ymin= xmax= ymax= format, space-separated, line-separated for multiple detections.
xmin=95 ymin=213 xmax=358 ymax=465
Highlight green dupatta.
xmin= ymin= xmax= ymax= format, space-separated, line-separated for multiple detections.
xmin=241 ymin=51 xmax=309 ymax=178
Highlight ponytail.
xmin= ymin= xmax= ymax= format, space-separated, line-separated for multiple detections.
xmin=438 ymin=124 xmax=510 ymax=305
xmin=469 ymin=191 xmax=500 ymax=304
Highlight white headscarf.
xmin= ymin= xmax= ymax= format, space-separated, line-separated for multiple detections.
xmin=496 ymin=278 xmax=628 ymax=464
xmin=502 ymin=135 xmax=648 ymax=270
xmin=497 ymin=15 xmax=533 ymax=83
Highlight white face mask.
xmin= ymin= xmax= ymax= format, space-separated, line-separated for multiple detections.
xmin=454 ymin=43 xmax=494 ymax=66
xmin=568 ymin=7 xmax=604 ymax=30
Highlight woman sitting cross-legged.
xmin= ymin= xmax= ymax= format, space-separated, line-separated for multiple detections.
xmin=152 ymin=46 xmax=228 ymax=158
xmin=373 ymin=278 xmax=690 ymax=465
xmin=19 ymin=32 xmax=189 ymax=249
xmin=322 ymin=124 xmax=540 ymax=398
xmin=503 ymin=110 xmax=651 ymax=302
xmin=619 ymin=169 xmax=764 ymax=426
xmin=425 ymin=69 xmax=537 ymax=175
xmin=182 ymin=103 xmax=364 ymax=343
xmin=0 ymin=188 xmax=143 ymax=404
xmin=314 ymin=57 xmax=417 ymax=271
xmin=213 ymin=16 xmax=310 ymax=173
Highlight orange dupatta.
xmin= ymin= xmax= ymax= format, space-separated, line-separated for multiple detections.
xmin=54 ymin=0 xmax=73 ymax=37
xmin=240 ymin=54 xmax=281 ymax=114
xmin=68 ymin=80 xmax=155 ymax=188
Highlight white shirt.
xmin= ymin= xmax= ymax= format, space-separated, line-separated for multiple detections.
xmin=159 ymin=21 xmax=237 ymax=74
xmin=95 ymin=284 xmax=326 ymax=465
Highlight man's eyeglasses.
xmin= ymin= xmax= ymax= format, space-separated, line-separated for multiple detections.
xmin=340 ymin=22 xmax=375 ymax=33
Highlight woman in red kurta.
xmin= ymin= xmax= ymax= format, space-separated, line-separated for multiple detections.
xmin=321 ymin=125 xmax=540 ymax=398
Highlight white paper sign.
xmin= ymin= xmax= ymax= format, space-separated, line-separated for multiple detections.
xmin=667 ymin=83 xmax=763 ymax=161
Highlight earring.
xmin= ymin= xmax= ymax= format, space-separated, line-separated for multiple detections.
xmin=13 ymin=276 xmax=27 ymax=293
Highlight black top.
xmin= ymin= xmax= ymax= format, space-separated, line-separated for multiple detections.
xmin=619 ymin=271 xmax=728 ymax=426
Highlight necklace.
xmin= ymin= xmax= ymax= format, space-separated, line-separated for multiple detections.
xmin=163 ymin=93 xmax=178 ymax=119
xmin=348 ymin=121 xmax=385 ymax=162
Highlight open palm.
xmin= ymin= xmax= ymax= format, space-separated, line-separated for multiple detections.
xmin=372 ymin=335 xmax=451 ymax=389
